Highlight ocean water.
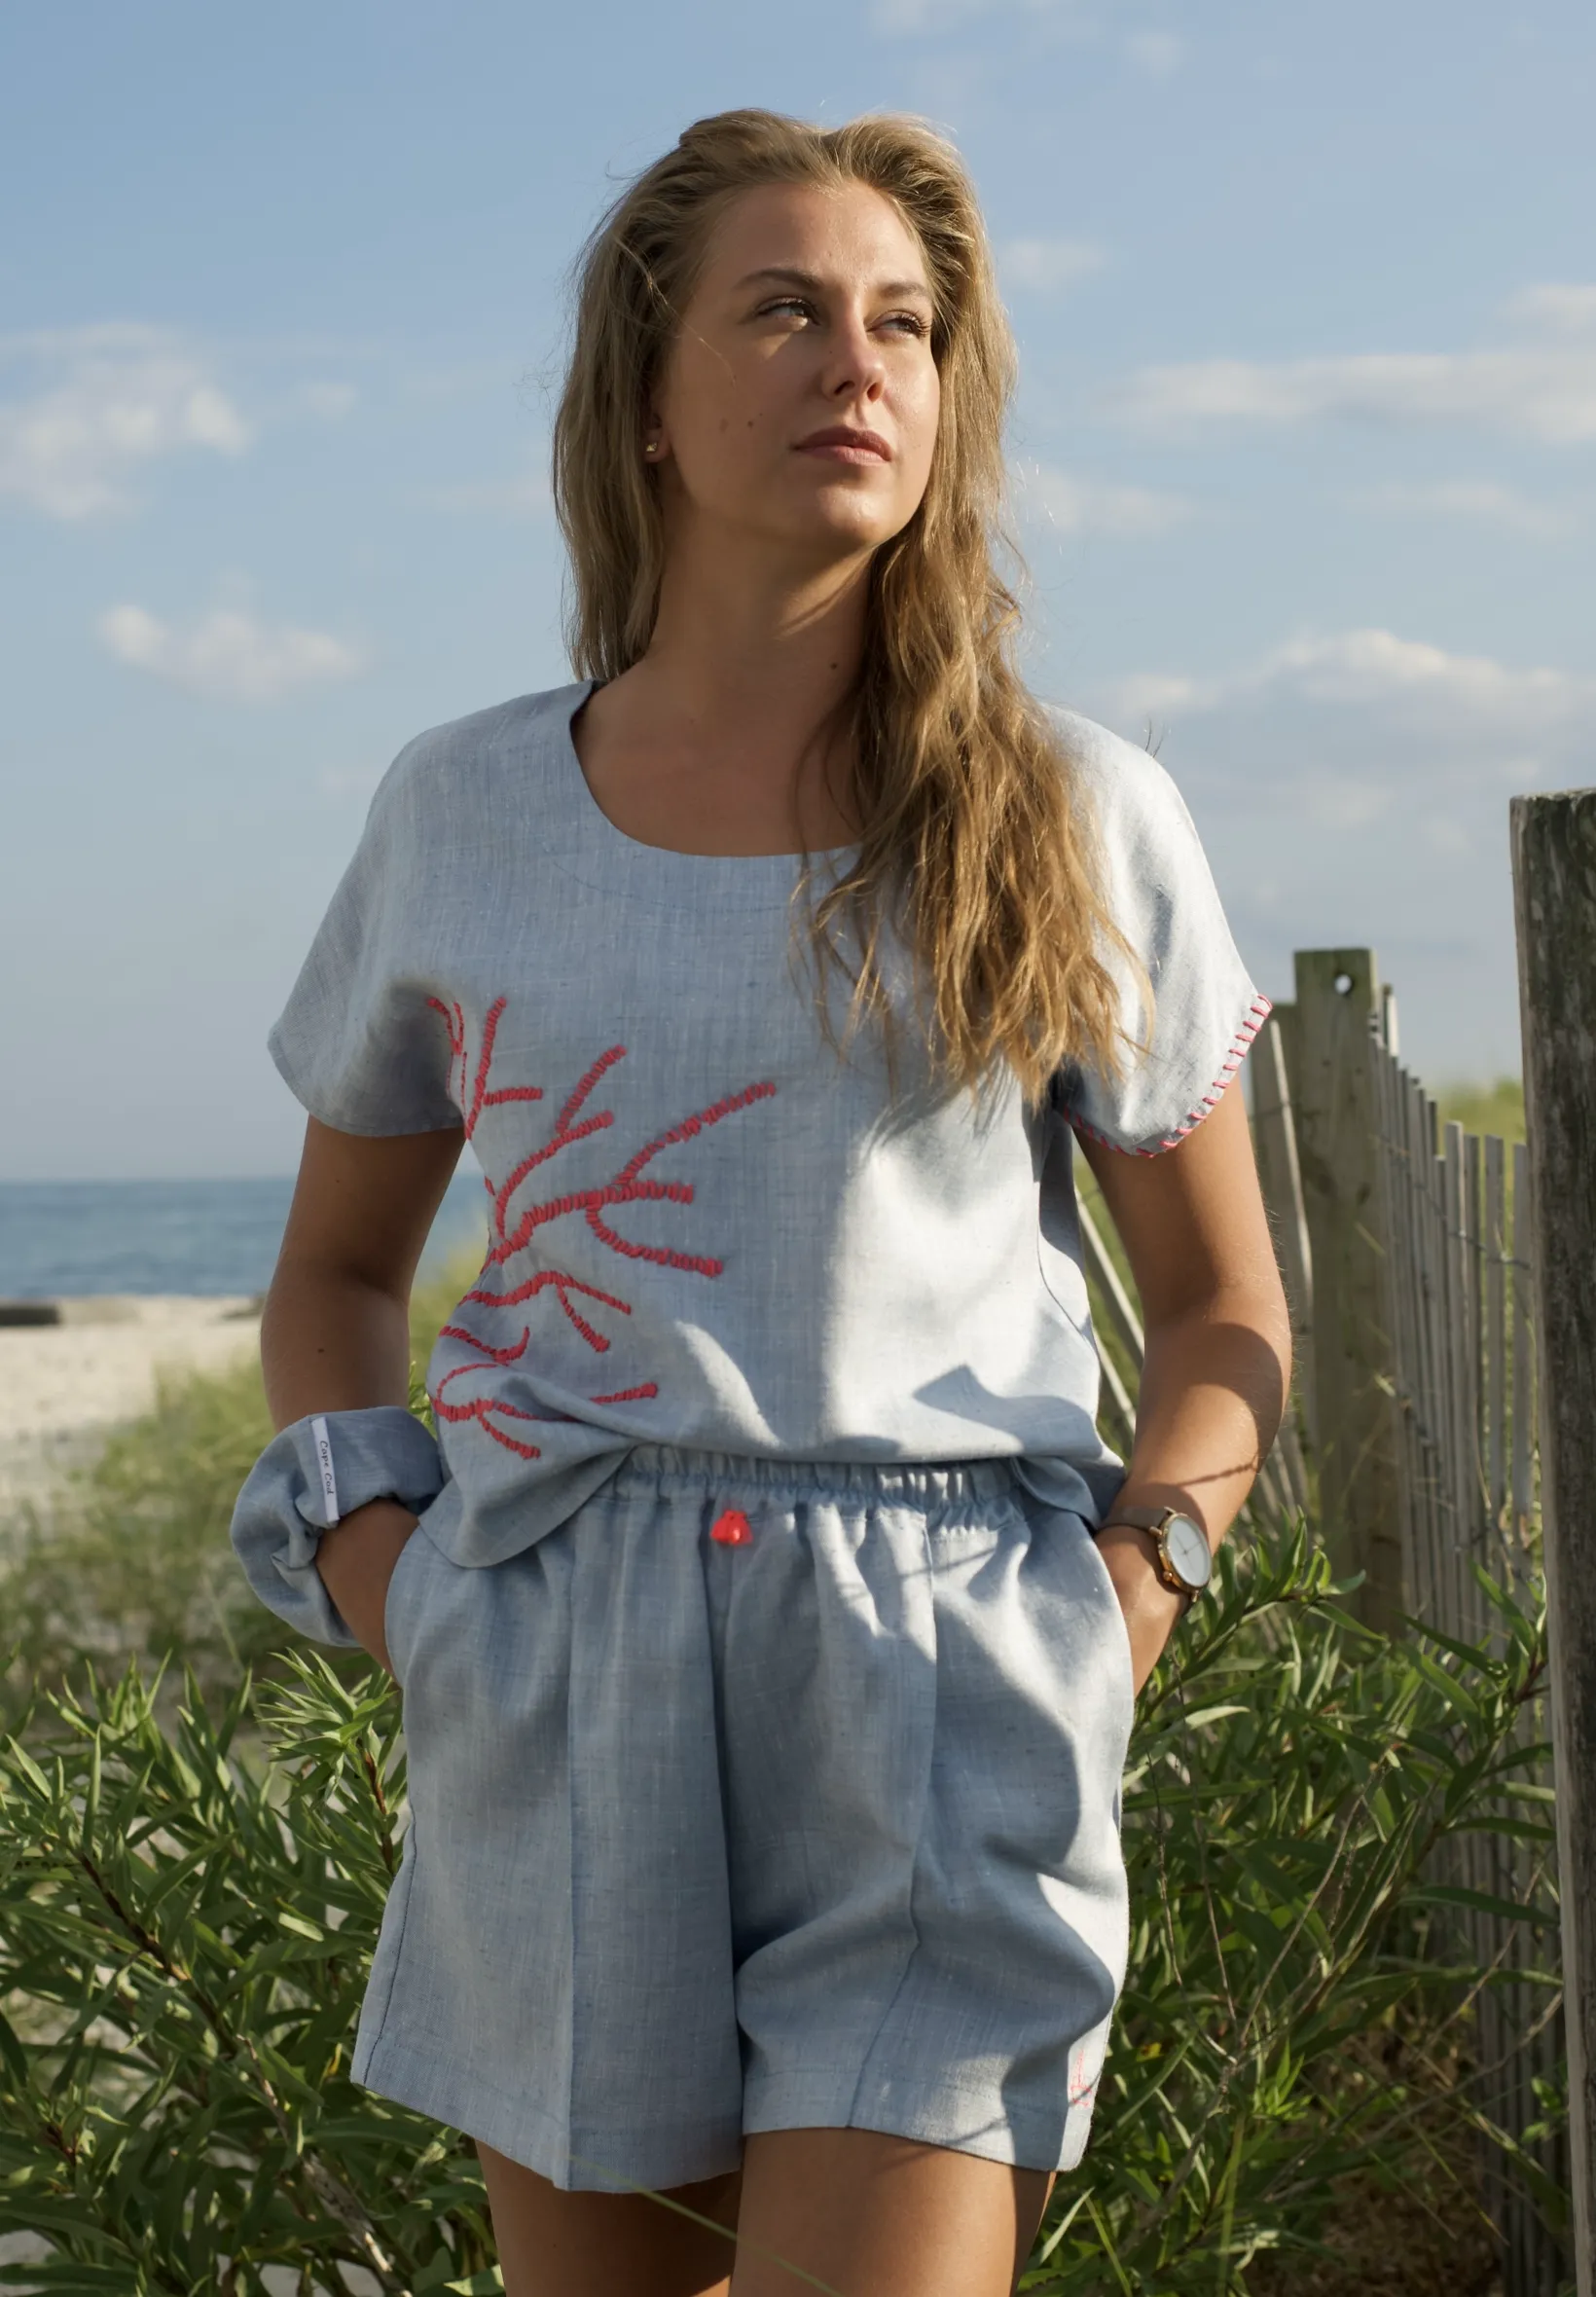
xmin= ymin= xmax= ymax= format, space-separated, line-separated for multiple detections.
xmin=0 ymin=1175 xmax=489 ymax=1299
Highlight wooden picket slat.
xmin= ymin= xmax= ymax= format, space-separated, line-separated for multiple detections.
xmin=1405 ymin=1072 xmax=1442 ymax=1617
xmin=1251 ymin=1013 xmax=1317 ymax=1450
xmin=1465 ymin=1127 xmax=1487 ymax=1635
xmin=1441 ymin=1125 xmax=1469 ymax=1638
xmin=1512 ymin=1140 xmax=1535 ymax=1550
xmin=1486 ymin=1134 xmax=1507 ymax=1545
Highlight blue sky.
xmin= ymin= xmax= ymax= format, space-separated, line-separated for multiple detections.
xmin=3 ymin=0 xmax=1592 ymax=1179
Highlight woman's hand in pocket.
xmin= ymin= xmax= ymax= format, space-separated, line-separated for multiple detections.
xmin=312 ymin=1498 xmax=418 ymax=1676
xmin=1092 ymin=1524 xmax=1190 ymax=1696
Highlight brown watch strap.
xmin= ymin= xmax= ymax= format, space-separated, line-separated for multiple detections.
xmin=1103 ymin=1503 xmax=1178 ymax=1536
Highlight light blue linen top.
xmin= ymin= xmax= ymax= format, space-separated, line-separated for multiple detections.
xmin=267 ymin=679 xmax=1267 ymax=1572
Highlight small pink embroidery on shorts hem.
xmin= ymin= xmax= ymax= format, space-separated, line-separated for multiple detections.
xmin=710 ymin=1508 xmax=754 ymax=1547
xmin=1067 ymin=2045 xmax=1100 ymax=2106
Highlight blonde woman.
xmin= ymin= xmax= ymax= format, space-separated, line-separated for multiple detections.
xmin=233 ymin=108 xmax=1289 ymax=2297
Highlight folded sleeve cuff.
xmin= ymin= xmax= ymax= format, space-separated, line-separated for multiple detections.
xmin=229 ymin=1405 xmax=446 ymax=1646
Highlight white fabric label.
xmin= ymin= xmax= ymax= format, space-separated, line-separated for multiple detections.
xmin=310 ymin=1415 xmax=340 ymax=1525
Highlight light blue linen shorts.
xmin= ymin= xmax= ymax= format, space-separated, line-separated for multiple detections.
xmin=353 ymin=1446 xmax=1134 ymax=2190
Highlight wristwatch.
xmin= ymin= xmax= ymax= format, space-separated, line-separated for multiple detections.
xmin=1098 ymin=1504 xmax=1214 ymax=1598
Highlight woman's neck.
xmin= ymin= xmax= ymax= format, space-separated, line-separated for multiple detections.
xmin=572 ymin=543 xmax=872 ymax=857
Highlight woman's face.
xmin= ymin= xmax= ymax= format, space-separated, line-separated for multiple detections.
xmin=649 ymin=178 xmax=942 ymax=569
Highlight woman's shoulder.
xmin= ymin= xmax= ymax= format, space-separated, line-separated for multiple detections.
xmin=1044 ymin=703 xmax=1193 ymax=836
xmin=366 ymin=679 xmax=590 ymax=830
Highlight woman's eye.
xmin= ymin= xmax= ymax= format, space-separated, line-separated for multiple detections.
xmin=755 ymin=299 xmax=928 ymax=338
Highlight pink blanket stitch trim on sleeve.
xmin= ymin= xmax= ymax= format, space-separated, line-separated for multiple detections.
xmin=1071 ymin=993 xmax=1273 ymax=1159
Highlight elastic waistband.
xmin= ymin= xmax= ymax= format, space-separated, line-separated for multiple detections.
xmin=612 ymin=1444 xmax=1021 ymax=1508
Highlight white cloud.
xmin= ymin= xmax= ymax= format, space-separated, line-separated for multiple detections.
xmin=0 ymin=324 xmax=250 ymax=518
xmin=1506 ymin=282 xmax=1596 ymax=336
xmin=1016 ymin=458 xmax=1191 ymax=537
xmin=1125 ymin=28 xmax=1183 ymax=71
xmin=1360 ymin=478 xmax=1571 ymax=538
xmin=421 ymin=465 xmax=551 ymax=519
xmin=1117 ymin=346 xmax=1596 ymax=444
xmin=1104 ymin=627 xmax=1594 ymax=741
xmin=99 ymin=603 xmax=364 ymax=703
xmin=298 ymin=381 xmax=358 ymax=420
xmin=873 ymin=0 xmax=1074 ymax=32
xmin=999 ymin=237 xmax=1106 ymax=295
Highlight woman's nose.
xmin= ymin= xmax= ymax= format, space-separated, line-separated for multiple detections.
xmin=821 ymin=313 xmax=887 ymax=400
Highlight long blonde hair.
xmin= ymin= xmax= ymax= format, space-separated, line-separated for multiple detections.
xmin=552 ymin=107 xmax=1132 ymax=1101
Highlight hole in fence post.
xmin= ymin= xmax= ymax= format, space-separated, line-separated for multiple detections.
xmin=1333 ymin=970 xmax=1354 ymax=995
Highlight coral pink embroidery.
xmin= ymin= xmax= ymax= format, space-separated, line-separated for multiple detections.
xmin=466 ymin=1270 xmax=634 ymax=1351
xmin=424 ymin=998 xmax=775 ymax=1456
xmin=428 ymin=995 xmax=546 ymax=1133
xmin=710 ymin=1508 xmax=754 ymax=1546
xmin=1070 ymin=993 xmax=1272 ymax=1159
xmin=1067 ymin=2045 xmax=1100 ymax=2106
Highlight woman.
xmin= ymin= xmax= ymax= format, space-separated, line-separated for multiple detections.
xmin=233 ymin=108 xmax=1289 ymax=2297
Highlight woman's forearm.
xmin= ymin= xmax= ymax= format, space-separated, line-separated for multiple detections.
xmin=1117 ymin=1288 xmax=1290 ymax=1542
xmin=259 ymin=1115 xmax=463 ymax=1432
xmin=261 ymin=1255 xmax=415 ymax=1432
xmin=1097 ymin=1287 xmax=1291 ymax=1690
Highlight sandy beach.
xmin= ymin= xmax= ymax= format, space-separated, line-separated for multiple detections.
xmin=0 ymin=1296 xmax=263 ymax=1510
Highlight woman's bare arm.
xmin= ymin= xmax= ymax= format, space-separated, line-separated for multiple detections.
xmin=263 ymin=1114 xmax=464 ymax=1668
xmin=1077 ymin=1076 xmax=1292 ymax=1692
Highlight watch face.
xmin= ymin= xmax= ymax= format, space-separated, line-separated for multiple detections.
xmin=1163 ymin=1514 xmax=1213 ymax=1590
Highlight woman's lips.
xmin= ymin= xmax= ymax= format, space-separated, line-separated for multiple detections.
xmin=795 ymin=425 xmax=892 ymax=461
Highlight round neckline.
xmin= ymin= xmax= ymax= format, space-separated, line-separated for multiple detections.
xmin=558 ymin=678 xmax=860 ymax=880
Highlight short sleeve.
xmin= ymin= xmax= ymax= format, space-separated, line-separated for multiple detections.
xmin=1055 ymin=711 xmax=1270 ymax=1156
xmin=268 ymin=743 xmax=461 ymax=1136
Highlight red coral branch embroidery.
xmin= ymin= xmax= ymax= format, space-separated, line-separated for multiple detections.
xmin=585 ymin=1081 xmax=779 ymax=1273
xmin=433 ymin=1320 xmax=664 ymax=1459
xmin=432 ymin=1334 xmax=547 ymax=1460
xmin=461 ymin=1269 xmax=633 ymax=1351
xmin=428 ymin=994 xmax=545 ymax=1136
xmin=424 ymin=998 xmax=774 ymax=1454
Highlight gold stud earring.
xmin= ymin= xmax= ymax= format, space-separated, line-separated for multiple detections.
xmin=644 ymin=441 xmax=659 ymax=457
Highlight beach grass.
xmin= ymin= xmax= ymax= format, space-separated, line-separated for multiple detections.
xmin=0 ymin=1248 xmax=483 ymax=1726
xmin=1435 ymin=1075 xmax=1525 ymax=1143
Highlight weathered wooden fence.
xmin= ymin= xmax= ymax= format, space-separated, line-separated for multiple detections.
xmin=1082 ymin=943 xmax=1571 ymax=2293
xmin=1364 ymin=998 xmax=1566 ymax=2297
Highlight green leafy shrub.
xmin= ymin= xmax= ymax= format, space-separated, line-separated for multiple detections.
xmin=1026 ymin=1531 xmax=1562 ymax=2289
xmin=0 ymin=1526 xmax=1559 ymax=2294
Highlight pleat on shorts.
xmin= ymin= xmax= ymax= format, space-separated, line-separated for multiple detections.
xmin=352 ymin=1447 xmax=1134 ymax=2191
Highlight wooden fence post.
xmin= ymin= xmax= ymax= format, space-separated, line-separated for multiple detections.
xmin=1512 ymin=786 xmax=1596 ymax=2296
xmin=1292 ymin=949 xmax=1404 ymax=1627
xmin=1251 ymin=1011 xmax=1317 ymax=1454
